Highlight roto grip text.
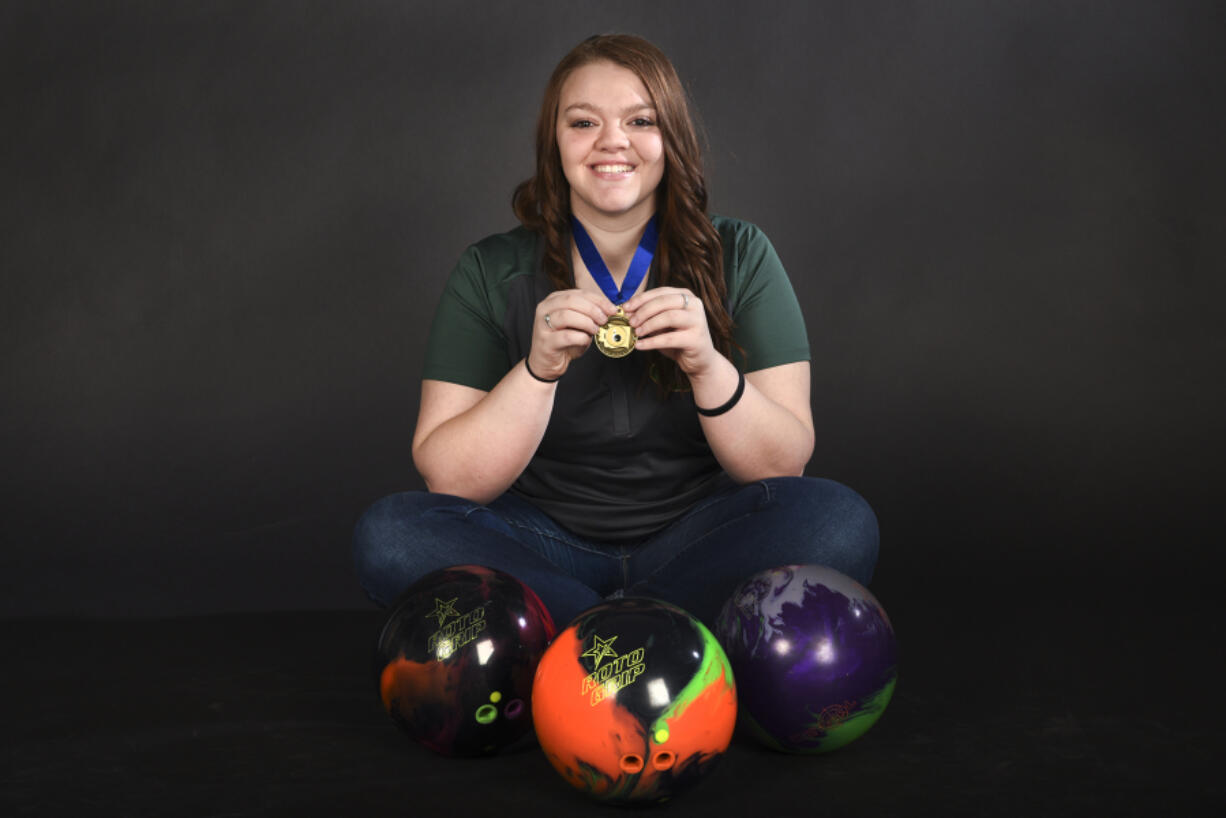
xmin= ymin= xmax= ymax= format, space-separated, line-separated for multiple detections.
xmin=580 ymin=648 xmax=646 ymax=705
xmin=426 ymin=606 xmax=486 ymax=655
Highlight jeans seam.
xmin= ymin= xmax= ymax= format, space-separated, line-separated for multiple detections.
xmin=498 ymin=515 xmax=625 ymax=560
xmin=634 ymin=510 xmax=757 ymax=588
xmin=634 ymin=480 xmax=773 ymax=588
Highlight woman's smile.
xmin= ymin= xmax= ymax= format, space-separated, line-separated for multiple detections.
xmin=591 ymin=163 xmax=636 ymax=177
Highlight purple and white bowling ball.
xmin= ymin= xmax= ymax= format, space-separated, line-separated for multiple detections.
xmin=715 ymin=564 xmax=898 ymax=753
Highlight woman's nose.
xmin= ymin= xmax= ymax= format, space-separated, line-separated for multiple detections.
xmin=596 ymin=123 xmax=629 ymax=150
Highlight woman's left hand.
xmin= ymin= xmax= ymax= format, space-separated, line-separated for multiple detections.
xmin=623 ymin=287 xmax=718 ymax=377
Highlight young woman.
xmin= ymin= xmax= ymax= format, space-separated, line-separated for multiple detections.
xmin=353 ymin=34 xmax=878 ymax=627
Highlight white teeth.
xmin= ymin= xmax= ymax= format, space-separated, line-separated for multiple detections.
xmin=593 ymin=164 xmax=634 ymax=173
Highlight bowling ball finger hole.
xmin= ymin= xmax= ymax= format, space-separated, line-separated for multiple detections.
xmin=474 ymin=704 xmax=498 ymax=724
xmin=619 ymin=754 xmax=645 ymax=774
xmin=504 ymin=699 xmax=525 ymax=719
xmin=651 ymin=751 xmax=675 ymax=771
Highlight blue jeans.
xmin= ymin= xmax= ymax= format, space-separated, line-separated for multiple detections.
xmin=352 ymin=477 xmax=878 ymax=628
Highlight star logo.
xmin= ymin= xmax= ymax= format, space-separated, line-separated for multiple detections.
xmin=426 ymin=597 xmax=460 ymax=627
xmin=582 ymin=634 xmax=619 ymax=670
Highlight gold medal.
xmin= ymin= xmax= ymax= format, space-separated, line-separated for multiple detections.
xmin=595 ymin=306 xmax=635 ymax=358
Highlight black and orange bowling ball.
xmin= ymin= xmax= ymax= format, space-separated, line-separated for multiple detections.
xmin=531 ymin=597 xmax=736 ymax=803
xmin=374 ymin=564 xmax=555 ymax=756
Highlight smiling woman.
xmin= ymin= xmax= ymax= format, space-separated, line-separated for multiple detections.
xmin=352 ymin=34 xmax=880 ymax=630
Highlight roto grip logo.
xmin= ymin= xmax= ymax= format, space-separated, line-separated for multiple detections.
xmin=580 ymin=634 xmax=646 ymax=705
xmin=425 ymin=597 xmax=486 ymax=659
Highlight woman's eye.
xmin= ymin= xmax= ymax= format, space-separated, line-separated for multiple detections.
xmin=630 ymin=117 xmax=655 ymax=127
xmin=570 ymin=119 xmax=595 ymax=128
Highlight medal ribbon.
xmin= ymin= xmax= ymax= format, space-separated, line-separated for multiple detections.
xmin=570 ymin=215 xmax=659 ymax=304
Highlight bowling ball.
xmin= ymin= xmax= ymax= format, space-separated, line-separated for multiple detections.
xmin=532 ymin=597 xmax=736 ymax=804
xmin=374 ymin=564 xmax=555 ymax=757
xmin=715 ymin=564 xmax=898 ymax=754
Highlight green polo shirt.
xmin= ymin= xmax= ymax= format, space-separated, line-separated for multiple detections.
xmin=422 ymin=215 xmax=809 ymax=542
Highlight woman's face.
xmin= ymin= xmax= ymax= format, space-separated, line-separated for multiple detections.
xmin=556 ymin=60 xmax=665 ymax=226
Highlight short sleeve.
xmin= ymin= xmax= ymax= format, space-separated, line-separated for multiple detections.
xmin=723 ymin=220 xmax=811 ymax=372
xmin=421 ymin=245 xmax=509 ymax=391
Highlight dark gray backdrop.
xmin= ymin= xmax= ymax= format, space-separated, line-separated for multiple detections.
xmin=3 ymin=1 xmax=1223 ymax=617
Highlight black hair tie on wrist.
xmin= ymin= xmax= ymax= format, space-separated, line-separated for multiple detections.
xmin=695 ymin=370 xmax=745 ymax=417
xmin=524 ymin=357 xmax=561 ymax=383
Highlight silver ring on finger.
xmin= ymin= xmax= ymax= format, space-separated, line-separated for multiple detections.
xmin=544 ymin=313 xmax=553 ymax=329
xmin=681 ymin=293 xmax=690 ymax=310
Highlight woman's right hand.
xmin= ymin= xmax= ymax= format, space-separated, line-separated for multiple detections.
xmin=528 ymin=289 xmax=617 ymax=380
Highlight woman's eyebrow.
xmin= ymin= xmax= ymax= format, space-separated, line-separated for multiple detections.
xmin=562 ymin=102 xmax=657 ymax=116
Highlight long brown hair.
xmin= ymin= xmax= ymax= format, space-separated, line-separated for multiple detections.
xmin=512 ymin=34 xmax=733 ymax=393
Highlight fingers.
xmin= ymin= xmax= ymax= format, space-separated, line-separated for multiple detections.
xmin=625 ymin=287 xmax=701 ymax=340
xmin=540 ymin=290 xmax=617 ymax=335
xmin=529 ymin=290 xmax=619 ymax=379
xmin=624 ymin=287 xmax=693 ymax=319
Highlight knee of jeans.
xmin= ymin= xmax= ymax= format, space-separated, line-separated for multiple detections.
xmin=781 ymin=477 xmax=880 ymax=583
xmin=831 ymin=481 xmax=878 ymax=542
xmin=352 ymin=494 xmax=406 ymax=586
xmin=826 ymin=481 xmax=880 ymax=582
